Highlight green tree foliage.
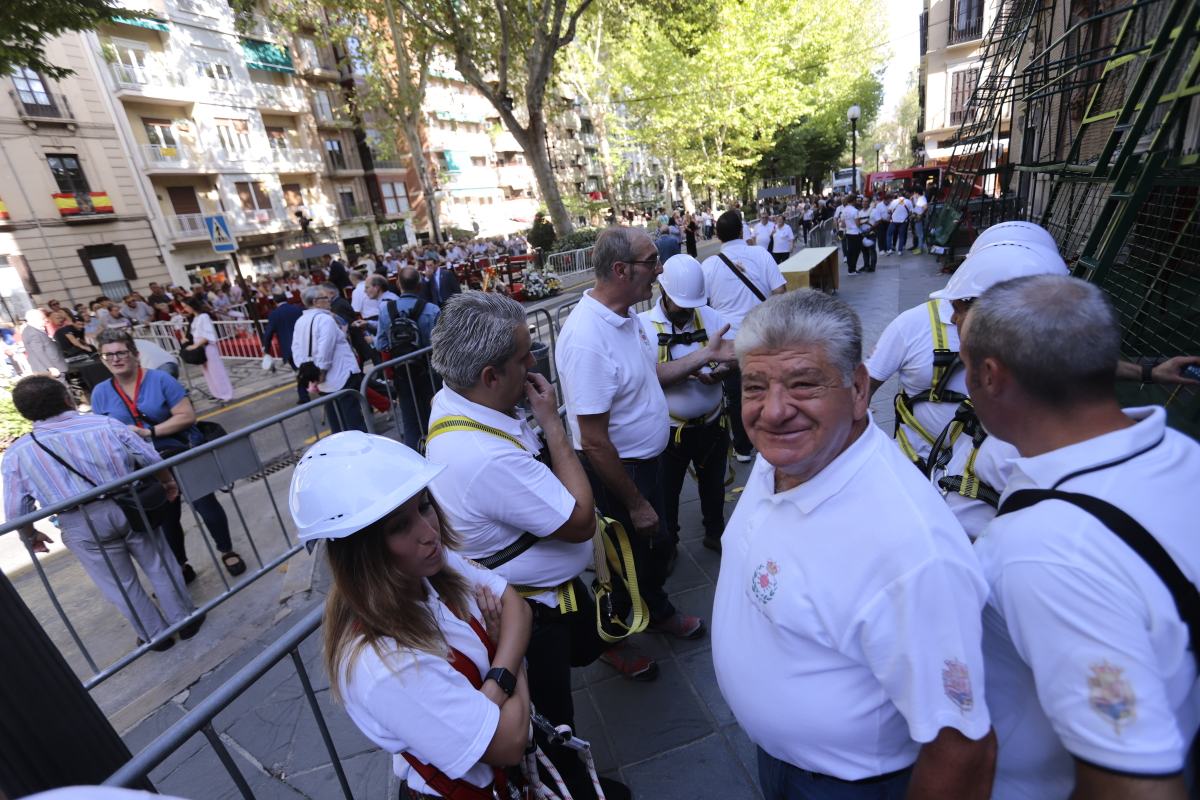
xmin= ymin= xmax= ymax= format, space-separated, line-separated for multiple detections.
xmin=857 ymin=69 xmax=922 ymax=174
xmin=0 ymin=0 xmax=128 ymax=77
xmin=603 ymin=0 xmax=884 ymax=197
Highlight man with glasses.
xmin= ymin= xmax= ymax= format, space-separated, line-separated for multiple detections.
xmin=556 ymin=227 xmax=705 ymax=682
xmin=292 ymin=285 xmax=366 ymax=433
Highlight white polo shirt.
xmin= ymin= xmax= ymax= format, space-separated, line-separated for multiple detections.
xmin=339 ymin=550 xmax=506 ymax=794
xmin=866 ymin=300 xmax=966 ymax=462
xmin=699 ymin=240 xmax=786 ymax=335
xmin=556 ymin=290 xmax=670 ymax=460
xmin=425 ymin=386 xmax=590 ymax=607
xmin=913 ymin=195 xmax=928 ymax=218
xmin=637 ymin=301 xmax=729 ymax=422
xmin=837 ymin=204 xmax=861 ymax=234
xmin=889 ymin=197 xmax=911 ymax=223
xmin=750 ymin=220 xmax=775 ymax=249
xmin=350 ymin=280 xmax=368 ymax=315
xmin=976 ymin=406 xmax=1200 ymax=799
xmin=712 ymin=420 xmax=991 ymax=779
xmin=771 ymin=224 xmax=795 ymax=255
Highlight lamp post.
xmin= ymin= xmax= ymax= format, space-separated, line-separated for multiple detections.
xmin=874 ymin=142 xmax=883 ymax=172
xmin=847 ymin=104 xmax=861 ymax=194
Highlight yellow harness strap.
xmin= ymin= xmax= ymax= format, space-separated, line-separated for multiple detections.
xmin=426 ymin=416 xmax=527 ymax=451
xmin=653 ymin=310 xmax=705 ymax=364
xmin=894 ymin=301 xmax=965 ymax=463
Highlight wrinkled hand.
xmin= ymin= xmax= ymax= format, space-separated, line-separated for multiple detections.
xmin=523 ymin=372 xmax=560 ymax=429
xmin=23 ymin=530 xmax=53 ymax=554
xmin=703 ymin=324 xmax=737 ymax=365
xmin=1153 ymin=356 xmax=1200 ymax=386
xmin=476 ymin=585 xmax=502 ymax=644
xmin=629 ymin=499 xmax=659 ymax=538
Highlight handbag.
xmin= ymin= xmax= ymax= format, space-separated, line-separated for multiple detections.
xmin=29 ymin=431 xmax=169 ymax=533
xmin=180 ymin=335 xmax=207 ymax=365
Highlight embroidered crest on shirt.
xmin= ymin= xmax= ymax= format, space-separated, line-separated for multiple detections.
xmin=1088 ymin=661 xmax=1136 ymax=733
xmin=750 ymin=560 xmax=779 ymax=604
xmin=941 ymin=659 xmax=974 ymax=712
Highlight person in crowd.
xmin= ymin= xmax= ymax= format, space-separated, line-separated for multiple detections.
xmin=910 ymin=189 xmax=928 ymax=254
xmin=357 ymin=274 xmax=401 ymax=334
xmin=260 ymin=298 xmax=307 ymax=405
xmin=348 ymin=269 xmax=369 ymax=319
xmin=323 ymin=253 xmax=351 ymax=294
xmin=769 ymin=214 xmax=794 ymax=264
xmin=857 ymin=198 xmax=877 ymax=274
xmin=179 ymin=301 xmax=233 ymax=404
xmin=146 ymin=283 xmax=173 ymax=315
xmin=91 ymin=330 xmax=245 ymax=583
xmin=886 ymin=192 xmax=913 ymax=256
xmin=867 ymin=193 xmax=889 ymax=271
xmin=962 ymin=275 xmax=1199 ymax=799
xmin=684 ymin=213 xmax=699 ymax=258
xmin=3 ymin=375 xmax=204 ymax=651
xmin=655 ymin=225 xmax=682 ymax=264
xmin=420 ymin=257 xmax=463 ymax=306
xmin=750 ymin=210 xmax=776 ymax=251
xmin=701 ymin=210 xmax=787 ymax=463
xmin=134 ymin=337 xmax=180 ymax=379
xmin=289 ymin=431 xmax=533 ymax=800
xmin=102 ymin=301 xmax=134 ymax=330
xmin=425 ymin=291 xmax=629 ymax=800
xmin=123 ymin=295 xmax=155 ymax=326
xmin=557 ymin=226 xmax=705 ymax=682
xmin=54 ymin=314 xmax=109 ymax=394
xmin=701 ymin=208 xmax=714 ymax=240
xmin=374 ymin=268 xmax=439 ymax=448
xmin=292 ymin=285 xmax=367 ymax=433
xmin=838 ymin=195 xmax=865 ymax=275
xmin=712 ymin=290 xmax=997 ymax=800
xmin=20 ymin=309 xmax=68 ymax=378
xmin=800 ymin=201 xmax=815 ymax=245
xmin=637 ymin=255 xmax=736 ymax=553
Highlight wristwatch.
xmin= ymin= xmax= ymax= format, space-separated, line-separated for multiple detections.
xmin=485 ymin=666 xmax=516 ymax=697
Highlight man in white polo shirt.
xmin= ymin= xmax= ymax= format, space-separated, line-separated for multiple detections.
xmin=886 ymin=192 xmax=912 ymax=255
xmin=638 ymin=255 xmax=736 ymax=553
xmin=557 ymin=226 xmax=706 ymax=668
xmin=963 ymin=274 xmax=1200 ymax=800
xmin=713 ymin=289 xmax=996 ymax=800
xmin=750 ymin=209 xmax=775 ymax=251
xmin=700 ymin=209 xmax=786 ymax=463
xmin=425 ymin=291 xmax=628 ymax=800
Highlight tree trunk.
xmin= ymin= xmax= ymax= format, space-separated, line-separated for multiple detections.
xmin=511 ymin=118 xmax=573 ymax=239
xmin=400 ymin=115 xmax=441 ymax=243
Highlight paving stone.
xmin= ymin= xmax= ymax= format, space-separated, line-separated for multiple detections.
xmin=663 ymin=543 xmax=709 ymax=594
xmin=680 ymin=538 xmax=722 ymax=584
xmin=121 ymin=702 xmax=208 ymax=782
xmin=283 ymin=687 xmax=379 ymax=773
xmin=676 ymin=647 xmax=733 ymax=727
xmin=623 ymin=733 xmax=758 ymax=799
xmin=588 ymin=660 xmax=709 ymax=764
xmin=283 ymin=747 xmax=393 ymax=799
xmin=722 ymin=723 xmax=762 ymax=795
xmin=572 ymin=687 xmax=617 ymax=774
xmin=150 ymin=739 xmax=310 ymax=800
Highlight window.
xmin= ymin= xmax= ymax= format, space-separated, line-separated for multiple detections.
xmin=215 ymin=118 xmax=252 ymax=155
xmin=281 ymin=182 xmax=304 ymax=210
xmin=313 ymin=89 xmax=333 ymax=121
xmin=11 ymin=67 xmax=55 ymax=113
xmin=47 ymin=154 xmax=90 ymax=194
xmin=337 ymin=186 xmax=358 ymax=217
xmin=950 ymin=68 xmax=979 ymax=125
xmin=950 ymin=0 xmax=984 ymax=43
xmin=325 ymin=138 xmax=346 ymax=169
xmin=379 ymin=181 xmax=409 ymax=215
xmin=235 ymin=181 xmax=272 ymax=212
xmin=470 ymin=156 xmax=486 ymax=167
xmin=266 ymin=126 xmax=290 ymax=152
xmin=198 ymin=60 xmax=234 ymax=92
xmin=77 ymin=244 xmax=137 ymax=300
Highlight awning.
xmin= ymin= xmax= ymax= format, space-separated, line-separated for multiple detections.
xmin=241 ymin=38 xmax=295 ymax=74
xmin=113 ymin=15 xmax=169 ymax=31
xmin=756 ymin=185 xmax=797 ymax=199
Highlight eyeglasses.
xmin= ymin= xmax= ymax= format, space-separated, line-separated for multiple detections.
xmin=624 ymin=258 xmax=660 ymax=269
xmin=315 ymin=295 xmax=334 ymax=303
xmin=100 ymin=350 xmax=133 ymax=363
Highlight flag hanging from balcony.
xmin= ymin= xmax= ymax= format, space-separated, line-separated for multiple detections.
xmin=53 ymin=192 xmax=115 ymax=216
xmin=241 ymin=39 xmax=295 ymax=74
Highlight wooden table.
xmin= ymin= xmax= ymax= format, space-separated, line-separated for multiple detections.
xmin=779 ymin=246 xmax=839 ymax=293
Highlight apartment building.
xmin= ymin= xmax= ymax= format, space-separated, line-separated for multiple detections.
xmin=918 ymin=0 xmax=1003 ymax=165
xmin=0 ymin=33 xmax=170 ymax=319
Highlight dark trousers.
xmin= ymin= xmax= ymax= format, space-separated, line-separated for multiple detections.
xmin=525 ymin=583 xmax=609 ymax=799
xmin=580 ymin=454 xmax=675 ymax=621
xmin=660 ymin=418 xmax=728 ymax=542
xmin=888 ymin=221 xmax=908 ymax=253
xmin=772 ymin=252 xmax=788 ymax=264
xmin=722 ymin=371 xmax=752 ymax=456
xmin=801 ymin=220 xmax=813 ymax=243
xmin=844 ymin=233 xmax=863 ymax=273
xmin=757 ymin=748 xmax=913 ymax=800
xmin=325 ymin=374 xmax=367 ymax=433
xmin=861 ymin=240 xmax=877 ymax=272
xmin=393 ymin=367 xmax=436 ymax=449
xmin=160 ymin=493 xmax=233 ymax=565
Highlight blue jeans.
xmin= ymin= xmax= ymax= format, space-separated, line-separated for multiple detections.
xmin=912 ymin=218 xmax=925 ymax=251
xmin=393 ymin=371 xmax=435 ymax=449
xmin=888 ymin=221 xmax=908 ymax=253
xmin=757 ymin=748 xmax=913 ymax=800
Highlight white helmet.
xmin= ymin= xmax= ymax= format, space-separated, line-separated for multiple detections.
xmin=930 ymin=241 xmax=1069 ymax=301
xmin=657 ymin=254 xmax=706 ymax=308
xmin=969 ymin=221 xmax=1058 ymax=254
xmin=288 ymin=431 xmax=443 ymax=550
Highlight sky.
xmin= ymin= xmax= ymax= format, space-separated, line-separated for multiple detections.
xmin=881 ymin=0 xmax=924 ymax=116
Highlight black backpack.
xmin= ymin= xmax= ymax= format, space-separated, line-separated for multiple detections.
xmin=384 ymin=297 xmax=427 ymax=356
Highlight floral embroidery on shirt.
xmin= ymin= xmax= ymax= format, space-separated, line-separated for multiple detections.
xmin=1088 ymin=661 xmax=1136 ymax=733
xmin=750 ymin=560 xmax=779 ymax=604
xmin=942 ymin=658 xmax=974 ymax=713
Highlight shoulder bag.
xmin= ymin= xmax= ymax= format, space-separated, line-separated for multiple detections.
xmin=717 ymin=253 xmax=766 ymax=302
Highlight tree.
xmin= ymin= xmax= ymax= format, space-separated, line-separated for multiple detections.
xmin=396 ymin=0 xmax=595 ymax=237
xmin=857 ymin=69 xmax=922 ymax=173
xmin=1 ymin=0 xmax=128 ymax=78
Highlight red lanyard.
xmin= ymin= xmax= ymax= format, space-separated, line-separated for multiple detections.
xmin=112 ymin=368 xmax=145 ymax=428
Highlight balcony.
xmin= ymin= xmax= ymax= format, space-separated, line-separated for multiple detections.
xmin=948 ymin=16 xmax=983 ymax=45
xmin=167 ymin=213 xmax=207 ymax=240
xmin=254 ymin=82 xmax=306 ymax=112
xmin=371 ymin=157 xmax=407 ymax=171
xmin=337 ymin=200 xmax=370 ymax=220
xmin=52 ymin=191 xmax=115 ymax=219
xmin=108 ymin=62 xmax=190 ymax=105
xmin=232 ymin=207 xmax=283 ymax=231
xmin=270 ymin=147 xmax=322 ymax=172
xmin=325 ymin=152 xmax=362 ymax=174
xmin=141 ymin=142 xmax=204 ymax=172
xmin=9 ymin=89 xmax=76 ymax=130
xmin=214 ymin=148 xmax=269 ymax=169
xmin=173 ymin=0 xmax=208 ymax=15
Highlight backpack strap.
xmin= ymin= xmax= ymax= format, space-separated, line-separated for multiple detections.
xmin=408 ymin=297 xmax=428 ymax=323
xmin=997 ymin=489 xmax=1200 ymax=671
xmin=717 ymin=253 xmax=766 ymax=301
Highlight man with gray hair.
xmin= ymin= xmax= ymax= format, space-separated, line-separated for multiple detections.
xmin=20 ymin=309 xmax=67 ymax=378
xmin=557 ymin=226 xmax=706 ymax=679
xmin=292 ymin=284 xmax=366 ymax=433
xmin=426 ymin=291 xmax=629 ymax=800
xmin=963 ymin=274 xmax=1200 ymax=799
xmin=712 ymin=289 xmax=996 ymax=799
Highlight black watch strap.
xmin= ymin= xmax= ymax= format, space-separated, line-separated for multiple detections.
xmin=485 ymin=666 xmax=516 ymax=696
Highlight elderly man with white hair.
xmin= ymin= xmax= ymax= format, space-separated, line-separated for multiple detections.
xmin=711 ymin=289 xmax=997 ymax=800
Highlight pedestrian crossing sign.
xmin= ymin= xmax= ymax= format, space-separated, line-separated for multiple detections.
xmin=204 ymin=214 xmax=238 ymax=253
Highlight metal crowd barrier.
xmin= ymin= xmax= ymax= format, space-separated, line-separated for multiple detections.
xmin=131 ymin=319 xmax=273 ymax=364
xmin=545 ymin=246 xmax=593 ymax=277
xmin=102 ymin=604 xmax=358 ymax=799
xmin=0 ymin=389 xmax=369 ymax=690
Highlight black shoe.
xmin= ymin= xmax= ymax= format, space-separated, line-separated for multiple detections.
xmin=138 ymin=636 xmax=175 ymax=653
xmin=702 ymin=535 xmax=722 ymax=553
xmin=179 ymin=613 xmax=207 ymax=640
xmin=180 ymin=563 xmax=197 ymax=584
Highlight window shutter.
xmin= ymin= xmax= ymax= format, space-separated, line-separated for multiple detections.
xmin=115 ymin=245 xmax=137 ymax=280
xmin=8 ymin=255 xmax=40 ymax=294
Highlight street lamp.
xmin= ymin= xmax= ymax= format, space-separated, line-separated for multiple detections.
xmin=874 ymin=142 xmax=883 ymax=171
xmin=847 ymin=104 xmax=861 ymax=193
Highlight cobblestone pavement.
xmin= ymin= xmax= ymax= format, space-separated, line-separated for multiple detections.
xmin=117 ymin=249 xmax=951 ymax=800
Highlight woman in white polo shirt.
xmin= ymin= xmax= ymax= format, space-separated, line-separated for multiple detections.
xmin=289 ymin=431 xmax=533 ymax=800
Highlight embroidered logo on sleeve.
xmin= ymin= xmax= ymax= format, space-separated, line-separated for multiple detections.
xmin=750 ymin=560 xmax=779 ymax=604
xmin=942 ymin=659 xmax=974 ymax=713
xmin=1088 ymin=661 xmax=1136 ymax=733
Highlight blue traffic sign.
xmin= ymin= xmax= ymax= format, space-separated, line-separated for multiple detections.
xmin=204 ymin=214 xmax=238 ymax=253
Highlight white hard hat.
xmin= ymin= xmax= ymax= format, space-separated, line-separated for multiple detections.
xmin=657 ymin=254 xmax=706 ymax=308
xmin=969 ymin=221 xmax=1058 ymax=254
xmin=930 ymin=241 xmax=1070 ymax=301
xmin=288 ymin=431 xmax=443 ymax=550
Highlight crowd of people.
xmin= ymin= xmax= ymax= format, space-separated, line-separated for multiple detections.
xmin=4 ymin=208 xmax=1199 ymax=800
xmin=833 ymin=188 xmax=931 ymax=275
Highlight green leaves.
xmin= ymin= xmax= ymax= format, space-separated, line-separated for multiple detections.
xmin=1 ymin=0 xmax=130 ymax=77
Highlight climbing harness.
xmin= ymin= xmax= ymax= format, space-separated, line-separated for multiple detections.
xmin=893 ymin=300 xmax=970 ymax=467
